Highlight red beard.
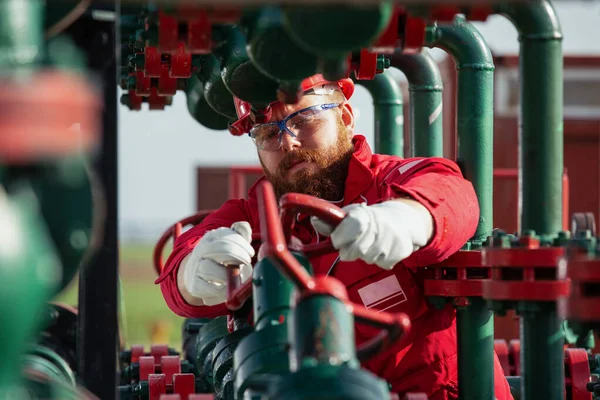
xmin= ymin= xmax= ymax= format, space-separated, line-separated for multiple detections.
xmin=261 ymin=124 xmax=354 ymax=201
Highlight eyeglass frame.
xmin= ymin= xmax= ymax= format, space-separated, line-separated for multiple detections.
xmin=248 ymin=102 xmax=342 ymax=150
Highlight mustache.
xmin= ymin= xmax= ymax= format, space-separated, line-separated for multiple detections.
xmin=276 ymin=150 xmax=321 ymax=175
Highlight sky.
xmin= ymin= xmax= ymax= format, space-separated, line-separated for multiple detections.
xmin=117 ymin=1 xmax=600 ymax=242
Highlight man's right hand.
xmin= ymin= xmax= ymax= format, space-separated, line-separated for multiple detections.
xmin=182 ymin=221 xmax=255 ymax=306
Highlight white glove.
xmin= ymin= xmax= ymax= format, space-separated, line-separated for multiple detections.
xmin=182 ymin=221 xmax=255 ymax=306
xmin=311 ymin=201 xmax=430 ymax=270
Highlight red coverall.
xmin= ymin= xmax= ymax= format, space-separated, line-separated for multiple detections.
xmin=156 ymin=135 xmax=512 ymax=400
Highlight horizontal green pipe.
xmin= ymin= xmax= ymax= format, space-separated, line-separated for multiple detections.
xmin=390 ymin=50 xmax=443 ymax=158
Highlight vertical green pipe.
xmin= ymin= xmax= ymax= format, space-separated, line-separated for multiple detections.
xmin=390 ymin=50 xmax=444 ymax=158
xmin=495 ymin=3 xmax=565 ymax=400
xmin=0 ymin=0 xmax=44 ymax=72
xmin=496 ymin=1 xmax=563 ymax=237
xmin=355 ymin=70 xmax=404 ymax=156
xmin=425 ymin=16 xmax=495 ymax=400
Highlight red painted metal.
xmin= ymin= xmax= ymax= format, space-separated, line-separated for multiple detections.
xmin=160 ymin=356 xmax=181 ymax=384
xmin=148 ymin=374 xmax=167 ymax=400
xmin=564 ymin=348 xmax=592 ymax=400
xmin=139 ymin=356 xmax=156 ymax=381
xmin=508 ymin=339 xmax=520 ymax=376
xmin=130 ymin=344 xmax=145 ymax=364
xmin=561 ymin=250 xmax=600 ymax=321
xmin=172 ymin=373 xmax=195 ymax=398
xmin=482 ymin=236 xmax=570 ymax=302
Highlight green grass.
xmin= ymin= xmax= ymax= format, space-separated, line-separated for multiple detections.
xmin=53 ymin=243 xmax=185 ymax=349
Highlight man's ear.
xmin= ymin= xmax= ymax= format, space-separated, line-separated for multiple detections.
xmin=341 ymin=102 xmax=355 ymax=131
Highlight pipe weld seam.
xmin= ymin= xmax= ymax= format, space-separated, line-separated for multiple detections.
xmin=455 ymin=64 xmax=495 ymax=71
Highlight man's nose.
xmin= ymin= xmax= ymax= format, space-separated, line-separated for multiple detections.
xmin=280 ymin=131 xmax=301 ymax=152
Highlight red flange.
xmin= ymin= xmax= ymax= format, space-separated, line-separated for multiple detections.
xmin=160 ymin=356 xmax=182 ymax=385
xmin=149 ymin=374 xmax=167 ymax=400
xmin=423 ymin=250 xmax=491 ymax=305
xmin=372 ymin=6 xmax=402 ymax=54
xmin=125 ymin=92 xmax=143 ymax=111
xmin=158 ymin=66 xmax=178 ymax=96
xmin=564 ymin=348 xmax=592 ymax=400
xmin=130 ymin=345 xmax=145 ymax=364
xmin=482 ymin=236 xmax=569 ymax=302
xmin=157 ymin=10 xmax=180 ymax=54
xmin=494 ymin=339 xmax=510 ymax=376
xmin=144 ymin=47 xmax=162 ymax=78
xmin=354 ymin=50 xmax=379 ymax=80
xmin=135 ymin=71 xmax=152 ymax=96
xmin=150 ymin=345 xmax=169 ymax=361
xmin=402 ymin=14 xmax=427 ymax=53
xmin=560 ymin=251 xmax=600 ymax=321
xmin=139 ymin=356 xmax=156 ymax=381
xmin=187 ymin=12 xmax=212 ymax=54
xmin=170 ymin=43 xmax=192 ymax=78
xmin=147 ymin=88 xmax=172 ymax=110
xmin=172 ymin=373 xmax=195 ymax=398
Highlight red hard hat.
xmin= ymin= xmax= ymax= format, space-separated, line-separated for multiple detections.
xmin=228 ymin=74 xmax=355 ymax=136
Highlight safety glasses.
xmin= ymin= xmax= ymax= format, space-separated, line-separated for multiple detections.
xmin=249 ymin=103 xmax=341 ymax=151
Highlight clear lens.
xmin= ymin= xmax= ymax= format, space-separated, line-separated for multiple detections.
xmin=251 ymin=104 xmax=338 ymax=151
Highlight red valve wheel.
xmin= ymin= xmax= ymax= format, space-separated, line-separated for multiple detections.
xmin=494 ymin=340 xmax=510 ymax=376
xmin=564 ymin=348 xmax=592 ymax=400
xmin=153 ymin=211 xmax=214 ymax=276
xmin=172 ymin=373 xmax=195 ymax=397
xmin=170 ymin=43 xmax=192 ymax=79
xmin=228 ymin=181 xmax=411 ymax=362
xmin=139 ymin=356 xmax=156 ymax=381
xmin=148 ymin=374 xmax=167 ymax=400
xmin=144 ymin=47 xmax=162 ymax=78
xmin=508 ymin=339 xmax=520 ymax=376
xmin=130 ymin=345 xmax=145 ymax=364
xmin=160 ymin=356 xmax=182 ymax=385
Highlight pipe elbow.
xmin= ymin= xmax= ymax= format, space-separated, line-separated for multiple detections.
xmin=355 ymin=71 xmax=403 ymax=106
xmin=390 ymin=50 xmax=442 ymax=92
xmin=495 ymin=0 xmax=562 ymax=40
xmin=426 ymin=15 xmax=494 ymax=70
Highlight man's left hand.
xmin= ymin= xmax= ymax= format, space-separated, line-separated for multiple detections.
xmin=311 ymin=200 xmax=433 ymax=270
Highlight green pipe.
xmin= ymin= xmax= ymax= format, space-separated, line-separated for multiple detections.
xmin=0 ymin=0 xmax=44 ymax=71
xmin=495 ymin=0 xmax=563 ymax=238
xmin=390 ymin=49 xmax=444 ymax=158
xmin=355 ymin=71 xmax=404 ymax=157
xmin=494 ymin=3 xmax=564 ymax=400
xmin=425 ymin=16 xmax=495 ymax=400
xmin=425 ymin=15 xmax=494 ymax=242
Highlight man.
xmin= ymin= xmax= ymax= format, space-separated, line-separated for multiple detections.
xmin=156 ymin=74 xmax=512 ymax=399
